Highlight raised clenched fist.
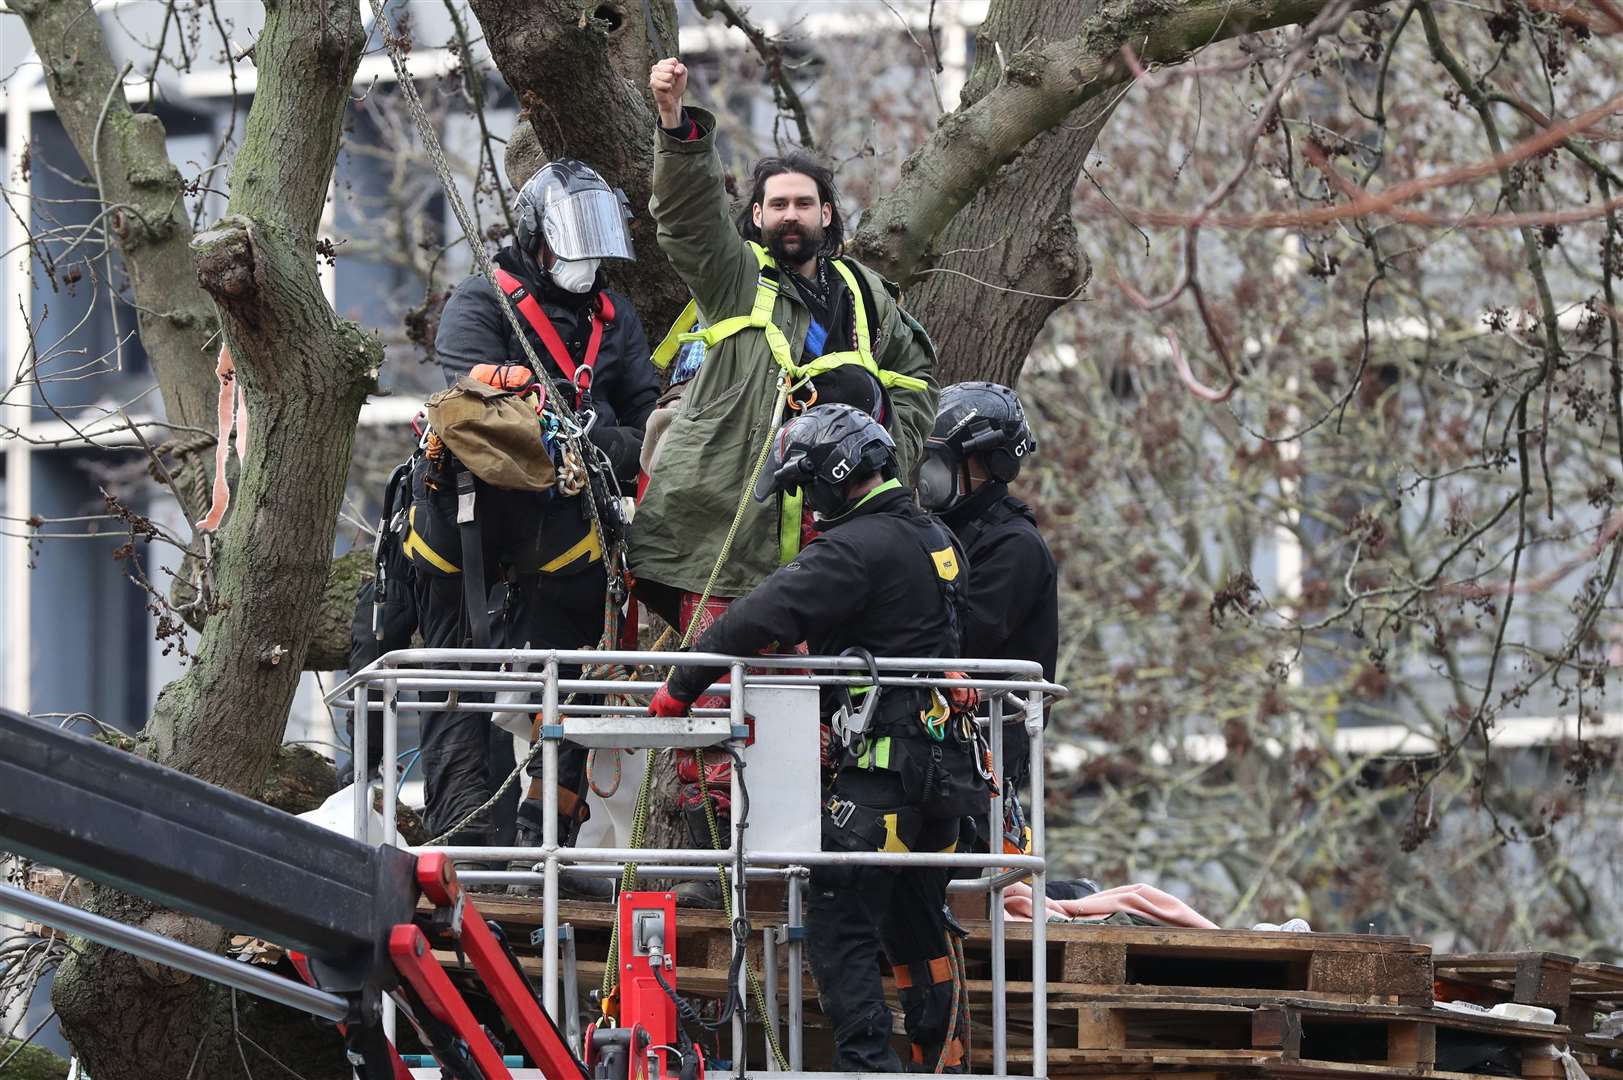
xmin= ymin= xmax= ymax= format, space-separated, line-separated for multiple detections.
xmin=649 ymin=57 xmax=688 ymax=129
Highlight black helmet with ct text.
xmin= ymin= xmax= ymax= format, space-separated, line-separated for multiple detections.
xmin=753 ymin=403 xmax=897 ymax=524
xmin=918 ymin=381 xmax=1036 ymax=512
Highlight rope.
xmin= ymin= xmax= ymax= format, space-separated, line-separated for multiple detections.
xmin=601 ymin=377 xmax=793 ymax=1072
xmin=935 ymin=930 xmax=967 ymax=1075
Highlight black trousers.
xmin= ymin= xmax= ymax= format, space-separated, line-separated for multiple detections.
xmin=808 ymin=767 xmax=963 ymax=1072
xmin=413 ymin=567 xmax=605 ymax=843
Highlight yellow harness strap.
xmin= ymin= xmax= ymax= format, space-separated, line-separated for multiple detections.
xmin=650 ymin=244 xmax=927 ymax=566
xmin=652 ymin=243 xmax=926 ymax=394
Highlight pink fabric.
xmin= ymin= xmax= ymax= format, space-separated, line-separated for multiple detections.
xmin=197 ymin=344 xmax=246 ymax=533
xmin=1003 ymin=882 xmax=1218 ymax=929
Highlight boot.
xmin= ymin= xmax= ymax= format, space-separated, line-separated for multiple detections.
xmin=907 ymin=1040 xmax=967 ymax=1074
xmin=673 ymin=805 xmax=727 ymax=910
xmin=507 ymin=801 xmax=615 ymax=901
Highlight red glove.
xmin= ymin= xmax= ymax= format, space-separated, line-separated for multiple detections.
xmin=945 ymin=671 xmax=980 ymax=712
xmin=649 ymin=684 xmax=692 ymax=718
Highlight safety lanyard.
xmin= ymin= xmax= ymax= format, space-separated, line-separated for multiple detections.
xmin=492 ymin=267 xmax=611 ymax=409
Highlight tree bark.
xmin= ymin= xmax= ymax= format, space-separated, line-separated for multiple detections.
xmin=8 ymin=0 xmax=223 ymax=521
xmin=44 ymin=0 xmax=379 ymax=1075
xmin=466 ymin=0 xmax=690 ymax=331
xmin=898 ymin=0 xmax=1121 ymax=387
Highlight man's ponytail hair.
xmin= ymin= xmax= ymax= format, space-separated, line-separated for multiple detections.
xmin=735 ymin=150 xmax=844 ymax=256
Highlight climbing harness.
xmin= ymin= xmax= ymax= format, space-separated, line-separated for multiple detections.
xmin=650 ymin=242 xmax=927 ymax=398
xmin=491 ymin=267 xmax=615 ymax=412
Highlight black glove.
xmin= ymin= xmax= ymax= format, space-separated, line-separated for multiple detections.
xmin=586 ymin=423 xmax=645 ymax=486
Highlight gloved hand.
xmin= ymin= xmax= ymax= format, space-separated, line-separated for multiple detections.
xmin=649 ymin=684 xmax=692 ymax=718
xmin=944 ymin=671 xmax=979 ymax=712
xmin=586 ymin=423 xmax=645 ymax=485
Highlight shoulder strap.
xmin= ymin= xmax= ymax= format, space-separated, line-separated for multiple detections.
xmin=906 ymin=513 xmax=965 ymax=657
xmin=836 ymin=256 xmax=880 ymax=352
xmin=1000 ymin=494 xmax=1037 ymax=525
xmin=491 ymin=267 xmax=603 ymax=406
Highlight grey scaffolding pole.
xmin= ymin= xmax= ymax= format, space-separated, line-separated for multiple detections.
xmin=332 ymin=647 xmax=1066 ymax=1077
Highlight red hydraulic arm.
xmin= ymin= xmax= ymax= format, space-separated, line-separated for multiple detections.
xmin=414 ymin=853 xmax=589 ymax=1079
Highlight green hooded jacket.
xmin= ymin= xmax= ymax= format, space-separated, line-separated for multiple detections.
xmin=628 ymin=108 xmax=939 ymax=598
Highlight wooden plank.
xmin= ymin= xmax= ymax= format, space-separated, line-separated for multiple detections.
xmin=977 ymin=1046 xmax=1279 ymax=1067
xmin=1048 ymin=984 xmax=1410 ymax=1006
xmin=1076 ymin=1006 xmax=1128 ymax=1050
xmin=1386 ymin=1020 xmax=1435 ymax=1069
xmin=1515 ymin=955 xmax=1575 ymax=1009
xmin=1309 ymin=948 xmax=1433 ymax=1003
xmin=973 ymin=921 xmax=1421 ymax=950
xmin=1436 ymin=952 xmax=1581 ymax=971
xmin=1062 ymin=941 xmax=1128 ymax=984
xmin=1254 ymin=1006 xmax=1303 ymax=1059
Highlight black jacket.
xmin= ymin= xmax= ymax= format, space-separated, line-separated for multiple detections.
xmin=668 ymin=485 xmax=963 ymax=702
xmin=942 ymin=483 xmax=1058 ymax=686
xmin=434 ymin=246 xmax=660 ymax=485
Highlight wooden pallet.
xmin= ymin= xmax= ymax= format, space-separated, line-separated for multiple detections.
xmin=1042 ymin=998 xmax=1567 ymax=1074
xmin=1435 ymin=951 xmax=1623 ymax=1049
xmin=468 ymin=895 xmax=1434 ymax=1007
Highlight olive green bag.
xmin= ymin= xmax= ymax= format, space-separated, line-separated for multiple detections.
xmin=423 ymin=377 xmax=555 ymax=492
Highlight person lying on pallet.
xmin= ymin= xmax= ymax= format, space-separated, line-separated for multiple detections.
xmin=405 ymin=158 xmax=659 ymax=895
xmin=647 ymin=404 xmax=989 ymax=1074
xmin=635 ymin=57 xmax=940 ymax=906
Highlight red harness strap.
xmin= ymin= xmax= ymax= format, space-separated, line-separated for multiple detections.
xmin=492 ymin=267 xmax=613 ymax=408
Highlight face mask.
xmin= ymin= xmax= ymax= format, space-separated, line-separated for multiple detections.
xmin=917 ymin=451 xmax=960 ymax=512
xmin=550 ymin=257 xmax=600 ymax=293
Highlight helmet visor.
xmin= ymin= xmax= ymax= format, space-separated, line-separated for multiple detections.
xmin=542 ymin=188 xmax=634 ymax=262
xmin=917 ymin=449 xmax=959 ymax=511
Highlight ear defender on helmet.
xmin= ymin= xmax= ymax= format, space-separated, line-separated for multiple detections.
xmin=921 ymin=382 xmax=1036 ymax=511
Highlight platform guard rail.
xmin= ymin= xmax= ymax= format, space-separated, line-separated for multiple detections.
xmin=327 ymin=648 xmax=1065 ymax=1078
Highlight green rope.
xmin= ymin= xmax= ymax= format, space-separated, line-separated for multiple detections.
xmin=603 ymin=377 xmax=794 ymax=1074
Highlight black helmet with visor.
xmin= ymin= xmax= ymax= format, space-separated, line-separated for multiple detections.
xmin=513 ymin=159 xmax=635 ymax=263
xmin=918 ymin=381 xmax=1036 ymax=512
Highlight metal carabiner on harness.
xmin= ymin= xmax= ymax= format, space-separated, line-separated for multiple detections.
xmin=829 ymin=646 xmax=882 ymax=752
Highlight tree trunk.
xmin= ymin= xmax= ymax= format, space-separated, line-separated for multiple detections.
xmin=8 ymin=0 xmax=225 ymax=523
xmin=899 ymin=0 xmax=1122 ymax=387
xmin=467 ymin=0 xmax=690 ymax=331
xmin=45 ymin=0 xmax=379 ymax=1075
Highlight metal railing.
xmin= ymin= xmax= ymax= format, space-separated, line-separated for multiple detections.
xmin=327 ymin=649 xmax=1065 ymax=1078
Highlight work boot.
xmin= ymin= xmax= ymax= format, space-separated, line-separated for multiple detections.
xmin=507 ymin=801 xmax=615 ymax=902
xmin=674 ymin=805 xmax=727 ymax=910
xmin=908 ymin=1040 xmax=967 ymax=1074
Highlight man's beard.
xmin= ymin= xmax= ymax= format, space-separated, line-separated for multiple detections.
xmin=764 ymin=220 xmax=824 ymax=265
